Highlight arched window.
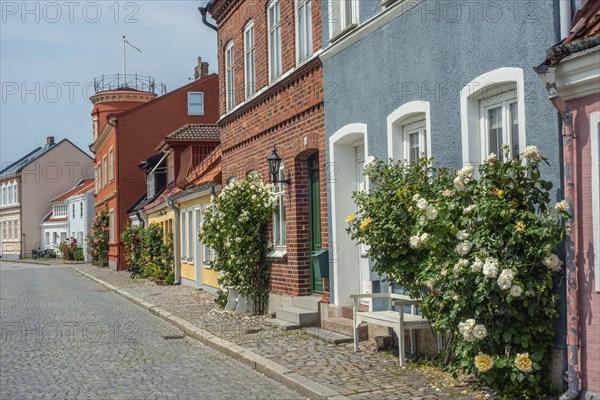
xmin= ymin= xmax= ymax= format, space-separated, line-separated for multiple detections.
xmin=387 ymin=101 xmax=431 ymax=163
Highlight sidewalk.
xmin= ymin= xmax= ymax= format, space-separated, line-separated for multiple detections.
xmin=71 ymin=263 xmax=488 ymax=400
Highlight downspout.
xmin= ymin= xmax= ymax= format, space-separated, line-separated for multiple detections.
xmin=164 ymin=195 xmax=181 ymax=285
xmin=534 ymin=65 xmax=579 ymax=400
xmin=137 ymin=209 xmax=148 ymax=228
xmin=198 ymin=3 xmax=217 ymax=31
xmin=559 ymin=0 xmax=572 ymax=39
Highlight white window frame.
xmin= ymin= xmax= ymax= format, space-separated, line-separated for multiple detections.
xmin=244 ymin=20 xmax=256 ymax=99
xmin=387 ymin=101 xmax=431 ymax=163
xmin=102 ymin=156 xmax=108 ymax=187
xmin=80 ymin=202 xmax=84 ymax=218
xmin=92 ymin=117 xmax=99 ymax=140
xmin=225 ymin=41 xmax=235 ymax=111
xmin=72 ymin=203 xmax=76 ymax=219
xmin=479 ymin=90 xmax=520 ymax=162
xmin=12 ymin=182 xmax=17 ymax=204
xmin=1 ymin=185 xmax=5 ymax=206
xmin=108 ymin=148 xmax=114 ymax=182
xmin=328 ymin=0 xmax=359 ymax=41
xmin=96 ymin=164 xmax=101 ymax=191
xmin=181 ymin=210 xmax=187 ymax=261
xmin=187 ymin=210 xmax=193 ymax=261
xmin=591 ymin=112 xmax=600 ymax=292
xmin=272 ymin=163 xmax=287 ymax=254
xmin=403 ymin=119 xmax=427 ymax=164
xmin=147 ymin=173 xmax=156 ymax=199
xmin=188 ymin=92 xmax=205 ymax=115
xmin=53 ymin=204 xmax=67 ymax=217
xmin=268 ymin=0 xmax=282 ymax=82
xmin=460 ymin=68 xmax=526 ymax=168
xmin=295 ymin=0 xmax=313 ymax=64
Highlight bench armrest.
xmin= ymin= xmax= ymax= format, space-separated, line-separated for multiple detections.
xmin=393 ymin=298 xmax=421 ymax=306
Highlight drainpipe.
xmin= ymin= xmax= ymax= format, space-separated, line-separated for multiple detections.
xmin=164 ymin=195 xmax=181 ymax=285
xmin=137 ymin=209 xmax=148 ymax=228
xmin=198 ymin=2 xmax=217 ymax=32
xmin=559 ymin=0 xmax=572 ymax=39
xmin=535 ymin=65 xmax=579 ymax=400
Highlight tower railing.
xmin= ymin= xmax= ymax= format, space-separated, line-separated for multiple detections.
xmin=93 ymin=74 xmax=167 ymax=95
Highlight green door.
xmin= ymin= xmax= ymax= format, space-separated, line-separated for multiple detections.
xmin=308 ymin=154 xmax=322 ymax=292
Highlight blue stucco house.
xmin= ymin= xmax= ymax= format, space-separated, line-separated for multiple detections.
xmin=320 ymin=0 xmax=577 ymax=312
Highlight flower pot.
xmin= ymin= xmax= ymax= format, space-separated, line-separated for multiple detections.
xmin=235 ymin=294 xmax=255 ymax=314
xmin=224 ymin=288 xmax=239 ymax=311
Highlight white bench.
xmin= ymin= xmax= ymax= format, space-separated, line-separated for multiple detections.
xmin=350 ymin=292 xmax=431 ymax=367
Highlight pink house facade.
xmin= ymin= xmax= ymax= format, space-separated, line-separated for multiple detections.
xmin=536 ymin=2 xmax=600 ymax=398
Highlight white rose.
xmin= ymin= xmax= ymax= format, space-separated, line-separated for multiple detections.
xmin=555 ymin=200 xmax=569 ymax=213
xmin=456 ymin=241 xmax=472 ymax=256
xmin=412 ymin=193 xmax=421 ymax=201
xmin=473 ymin=324 xmax=487 ymax=340
xmin=425 ymin=207 xmax=438 ymax=220
xmin=409 ymin=235 xmax=421 ymax=249
xmin=499 ymin=269 xmax=515 ymax=282
xmin=419 ymin=216 xmax=428 ymax=227
xmin=463 ymin=204 xmax=476 ymax=214
xmin=235 ymin=237 xmax=242 ymax=243
xmin=471 ymin=259 xmax=484 ymax=273
xmin=510 ymin=285 xmax=523 ymax=298
xmin=420 ymin=232 xmax=431 ymax=243
xmin=458 ymin=165 xmax=474 ymax=180
xmin=454 ymin=176 xmax=466 ymax=191
xmin=456 ymin=230 xmax=469 ymax=240
xmin=543 ymin=254 xmax=563 ymax=272
xmin=483 ymin=257 xmax=499 ymax=279
xmin=524 ymin=145 xmax=542 ymax=160
xmin=497 ymin=275 xmax=513 ymax=290
xmin=416 ymin=198 xmax=429 ymax=211
xmin=485 ymin=153 xmax=497 ymax=164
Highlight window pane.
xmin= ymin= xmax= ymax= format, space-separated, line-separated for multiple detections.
xmin=299 ymin=5 xmax=305 ymax=60
xmin=488 ymin=107 xmax=503 ymax=158
xmin=409 ymin=132 xmax=420 ymax=163
xmin=510 ymin=102 xmax=519 ymax=159
xmin=188 ymin=92 xmax=204 ymax=115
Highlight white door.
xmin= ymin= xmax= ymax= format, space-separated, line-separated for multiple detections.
xmin=355 ymin=145 xmax=372 ymax=308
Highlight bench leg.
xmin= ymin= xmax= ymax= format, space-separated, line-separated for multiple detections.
xmin=398 ymin=314 xmax=405 ymax=367
xmin=410 ymin=329 xmax=416 ymax=355
xmin=353 ymin=298 xmax=359 ymax=352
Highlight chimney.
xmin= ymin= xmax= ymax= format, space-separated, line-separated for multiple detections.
xmin=46 ymin=136 xmax=55 ymax=147
xmin=194 ymin=57 xmax=210 ymax=80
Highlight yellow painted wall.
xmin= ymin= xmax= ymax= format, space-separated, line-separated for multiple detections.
xmin=177 ymin=194 xmax=218 ymax=289
xmin=146 ymin=207 xmax=174 ymax=243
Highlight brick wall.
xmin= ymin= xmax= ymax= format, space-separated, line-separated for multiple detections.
xmin=211 ymin=0 xmax=327 ymax=297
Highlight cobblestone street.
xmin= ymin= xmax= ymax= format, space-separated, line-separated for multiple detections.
xmin=0 ymin=261 xmax=303 ymax=400
xmin=66 ymin=263 xmax=489 ymax=400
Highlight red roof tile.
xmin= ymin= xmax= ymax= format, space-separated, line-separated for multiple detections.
xmin=49 ymin=179 xmax=95 ymax=203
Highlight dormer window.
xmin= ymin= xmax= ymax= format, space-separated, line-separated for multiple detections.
xmin=53 ymin=204 xmax=67 ymax=217
xmin=147 ymin=172 xmax=156 ymax=199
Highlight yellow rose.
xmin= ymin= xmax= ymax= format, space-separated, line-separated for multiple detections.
xmin=491 ymin=188 xmax=504 ymax=198
xmin=474 ymin=352 xmax=494 ymax=373
xmin=360 ymin=217 xmax=372 ymax=230
xmin=515 ymin=221 xmax=526 ymax=232
xmin=346 ymin=214 xmax=356 ymax=224
xmin=515 ymin=353 xmax=533 ymax=373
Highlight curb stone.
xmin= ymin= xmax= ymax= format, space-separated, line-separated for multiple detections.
xmin=70 ymin=266 xmax=350 ymax=400
xmin=1 ymin=259 xmax=52 ymax=266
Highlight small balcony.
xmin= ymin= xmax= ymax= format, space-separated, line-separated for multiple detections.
xmin=93 ymin=74 xmax=166 ymax=95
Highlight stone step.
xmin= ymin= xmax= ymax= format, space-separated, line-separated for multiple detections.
xmin=322 ymin=317 xmax=368 ymax=341
xmin=290 ymin=295 xmax=322 ymax=312
xmin=276 ymin=306 xmax=319 ymax=326
xmin=305 ymin=327 xmax=353 ymax=344
xmin=264 ymin=318 xmax=302 ymax=331
xmin=341 ymin=304 xmax=368 ymax=319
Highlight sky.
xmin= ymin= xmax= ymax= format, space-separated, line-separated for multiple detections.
xmin=0 ymin=0 xmax=217 ymax=168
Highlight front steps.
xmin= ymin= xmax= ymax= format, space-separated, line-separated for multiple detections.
xmin=265 ymin=295 xmax=321 ymax=330
xmin=322 ymin=317 xmax=368 ymax=341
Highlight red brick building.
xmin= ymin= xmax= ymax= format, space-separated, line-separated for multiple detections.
xmin=208 ymin=0 xmax=327 ymax=313
xmin=89 ymin=69 xmax=219 ymax=270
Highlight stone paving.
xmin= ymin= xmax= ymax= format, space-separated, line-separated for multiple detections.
xmin=69 ymin=263 xmax=490 ymax=400
xmin=0 ymin=262 xmax=303 ymax=400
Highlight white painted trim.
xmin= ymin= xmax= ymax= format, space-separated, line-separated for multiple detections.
xmin=386 ymin=101 xmax=431 ymax=161
xmin=329 ymin=123 xmax=368 ymax=307
xmin=225 ymin=41 xmax=235 ymax=112
xmin=590 ymin=112 xmax=600 ymax=293
xmin=321 ymin=0 xmax=422 ymax=62
xmin=460 ymin=67 xmax=526 ymax=166
xmin=555 ymin=47 xmax=600 ymax=101
xmin=243 ymin=19 xmax=255 ymax=99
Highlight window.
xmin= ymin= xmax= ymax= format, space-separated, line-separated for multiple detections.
xmin=187 ymin=211 xmax=193 ymax=260
xmin=109 ymin=148 xmax=114 ymax=182
xmin=92 ymin=117 xmax=99 ymax=140
xmin=102 ymin=156 xmax=108 ymax=187
xmin=72 ymin=203 xmax=76 ymax=218
xmin=45 ymin=232 xmax=50 ymax=247
xmin=60 ymin=232 xmax=66 ymax=243
xmin=272 ymin=163 xmax=287 ymax=251
xmin=53 ymin=204 xmax=67 ymax=217
xmin=181 ymin=211 xmax=187 ymax=259
xmin=460 ymin=68 xmax=526 ymax=167
xmin=387 ymin=102 xmax=431 ymax=163
xmin=296 ymin=0 xmax=313 ymax=63
xmin=8 ymin=221 xmax=12 ymax=239
xmin=329 ymin=0 xmax=358 ymax=40
xmin=167 ymin=153 xmax=175 ymax=184
xmin=480 ymin=91 xmax=519 ymax=161
xmin=402 ymin=119 xmax=427 ymax=164
xmin=80 ymin=202 xmax=84 ymax=218
xmin=2 ymin=222 xmax=6 ymax=239
xmin=12 ymin=182 xmax=17 ymax=204
xmin=225 ymin=42 xmax=235 ymax=111
xmin=97 ymin=163 xmax=102 ymax=190
xmin=109 ymin=210 xmax=115 ymax=242
xmin=188 ymin=92 xmax=204 ymax=115
xmin=1 ymin=185 xmax=5 ymax=206
xmin=244 ymin=21 xmax=256 ymax=98
xmin=15 ymin=220 xmax=19 ymax=238
xmin=7 ymin=186 xmax=12 ymax=206
xmin=268 ymin=0 xmax=282 ymax=81
xmin=147 ymin=173 xmax=156 ymax=199
xmin=77 ymin=231 xmax=83 ymax=244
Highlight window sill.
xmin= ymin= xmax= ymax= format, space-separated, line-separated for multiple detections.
xmin=268 ymin=248 xmax=287 ymax=259
xmin=329 ymin=23 xmax=358 ymax=44
xmin=203 ymin=263 xmax=213 ymax=269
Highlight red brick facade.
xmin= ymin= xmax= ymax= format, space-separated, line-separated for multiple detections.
xmin=90 ymin=75 xmax=219 ymax=270
xmin=210 ymin=0 xmax=327 ymax=298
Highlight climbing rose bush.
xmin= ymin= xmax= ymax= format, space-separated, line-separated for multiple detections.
xmin=199 ymin=174 xmax=277 ymax=314
xmin=347 ymin=147 xmax=569 ymax=399
xmin=86 ymin=210 xmax=109 ymax=266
